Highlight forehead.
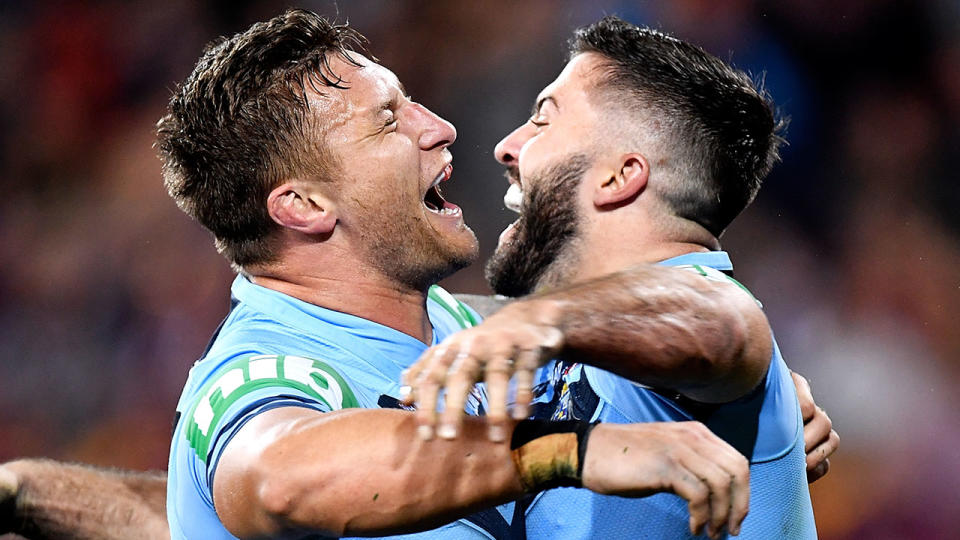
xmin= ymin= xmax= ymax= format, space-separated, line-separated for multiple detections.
xmin=305 ymin=54 xmax=404 ymax=129
xmin=536 ymin=52 xmax=608 ymax=110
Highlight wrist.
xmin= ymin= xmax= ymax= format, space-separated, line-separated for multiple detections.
xmin=509 ymin=420 xmax=598 ymax=492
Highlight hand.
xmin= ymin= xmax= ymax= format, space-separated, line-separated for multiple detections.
xmin=402 ymin=298 xmax=564 ymax=441
xmin=584 ymin=422 xmax=750 ymax=540
xmin=0 ymin=464 xmax=19 ymax=533
xmin=791 ymin=372 xmax=839 ymax=483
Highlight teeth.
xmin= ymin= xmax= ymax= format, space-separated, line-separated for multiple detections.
xmin=431 ymin=164 xmax=451 ymax=188
xmin=504 ymin=183 xmax=523 ymax=213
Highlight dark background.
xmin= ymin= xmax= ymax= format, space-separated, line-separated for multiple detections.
xmin=1 ymin=1 xmax=957 ymax=538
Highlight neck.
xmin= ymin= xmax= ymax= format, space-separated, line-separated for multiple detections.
xmin=246 ymin=244 xmax=433 ymax=344
xmin=571 ymin=210 xmax=719 ymax=282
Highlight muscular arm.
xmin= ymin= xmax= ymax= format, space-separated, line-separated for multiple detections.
xmin=0 ymin=459 xmax=168 ymax=540
xmin=454 ymin=290 xmax=839 ymax=486
xmin=458 ymin=266 xmax=769 ymax=403
xmin=411 ymin=264 xmax=770 ymax=436
xmin=214 ymin=406 xmax=749 ymax=539
xmin=214 ymin=407 xmax=525 ymax=538
xmin=531 ymin=265 xmax=771 ymax=402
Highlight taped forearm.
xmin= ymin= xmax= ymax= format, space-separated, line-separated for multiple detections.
xmin=2 ymin=459 xmax=168 ymax=540
xmin=510 ymin=420 xmax=596 ymax=492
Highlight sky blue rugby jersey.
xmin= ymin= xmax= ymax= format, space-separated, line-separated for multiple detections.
xmin=166 ymin=275 xmax=522 ymax=540
xmin=524 ymin=251 xmax=818 ymax=540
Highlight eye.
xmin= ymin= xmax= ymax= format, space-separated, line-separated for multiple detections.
xmin=381 ymin=111 xmax=398 ymax=132
xmin=529 ymin=114 xmax=548 ymax=128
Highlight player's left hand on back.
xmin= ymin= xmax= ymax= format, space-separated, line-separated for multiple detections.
xmin=401 ymin=299 xmax=564 ymax=442
xmin=791 ymin=371 xmax=839 ymax=483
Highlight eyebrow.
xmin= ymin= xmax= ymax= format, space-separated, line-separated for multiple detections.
xmin=531 ymin=96 xmax=557 ymax=117
xmin=375 ymin=80 xmax=410 ymax=117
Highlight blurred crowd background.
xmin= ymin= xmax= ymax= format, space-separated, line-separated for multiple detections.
xmin=0 ymin=1 xmax=957 ymax=538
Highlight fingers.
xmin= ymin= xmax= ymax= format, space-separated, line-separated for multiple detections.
xmin=807 ymin=458 xmax=830 ymax=484
xmin=791 ymin=371 xmax=816 ymax=422
xmin=676 ymin=424 xmax=750 ymax=538
xmin=667 ymin=465 xmax=712 ymax=538
xmin=511 ymin=348 xmax=540 ymax=420
xmin=806 ymin=429 xmax=839 ymax=483
xmin=409 ymin=345 xmax=456 ymax=440
xmin=484 ymin=352 xmax=515 ymax=442
xmin=437 ymin=350 xmax=482 ymax=439
xmin=803 ymin=406 xmax=833 ymax=454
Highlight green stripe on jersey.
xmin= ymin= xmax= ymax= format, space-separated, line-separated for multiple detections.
xmin=183 ymin=354 xmax=359 ymax=462
xmin=428 ymin=285 xmax=479 ymax=329
xmin=678 ymin=264 xmax=761 ymax=307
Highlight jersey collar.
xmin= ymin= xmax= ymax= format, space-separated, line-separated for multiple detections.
xmin=229 ymin=274 xmax=442 ymax=347
xmin=658 ymin=250 xmax=733 ymax=271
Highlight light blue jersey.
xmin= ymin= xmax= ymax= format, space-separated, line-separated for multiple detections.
xmin=166 ymin=276 xmax=520 ymax=540
xmin=524 ymin=252 xmax=817 ymax=539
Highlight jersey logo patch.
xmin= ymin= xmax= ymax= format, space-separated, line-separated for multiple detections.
xmin=183 ymin=354 xmax=359 ymax=462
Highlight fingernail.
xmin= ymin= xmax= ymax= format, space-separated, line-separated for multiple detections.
xmin=418 ymin=425 xmax=434 ymax=441
xmin=489 ymin=424 xmax=506 ymax=442
xmin=399 ymin=385 xmax=412 ymax=398
xmin=438 ymin=424 xmax=456 ymax=439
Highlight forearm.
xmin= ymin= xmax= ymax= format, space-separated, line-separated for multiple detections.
xmin=2 ymin=459 xmax=168 ymax=540
xmin=216 ymin=407 xmax=526 ymax=538
xmin=524 ymin=264 xmax=771 ymax=401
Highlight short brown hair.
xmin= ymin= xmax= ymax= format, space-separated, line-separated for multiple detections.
xmin=571 ymin=16 xmax=785 ymax=236
xmin=156 ymin=9 xmax=367 ymax=267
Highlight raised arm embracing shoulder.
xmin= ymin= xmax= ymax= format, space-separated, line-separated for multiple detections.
xmin=406 ymin=264 xmax=771 ymax=438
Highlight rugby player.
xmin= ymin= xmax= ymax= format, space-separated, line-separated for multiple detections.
xmin=405 ymin=16 xmax=824 ymax=539
xmin=0 ymin=10 xmax=837 ymax=540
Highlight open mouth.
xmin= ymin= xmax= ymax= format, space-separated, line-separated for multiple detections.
xmin=423 ymin=163 xmax=460 ymax=216
xmin=504 ymin=183 xmax=523 ymax=214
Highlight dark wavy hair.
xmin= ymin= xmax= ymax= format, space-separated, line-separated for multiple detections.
xmin=156 ymin=9 xmax=368 ymax=268
xmin=571 ymin=16 xmax=785 ymax=236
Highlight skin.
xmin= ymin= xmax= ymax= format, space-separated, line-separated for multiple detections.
xmin=405 ymin=52 xmax=771 ymax=438
xmin=213 ymin=54 xmax=752 ymax=539
xmin=403 ymin=52 xmax=825 ymax=539
xmin=0 ymin=45 xmax=838 ymax=540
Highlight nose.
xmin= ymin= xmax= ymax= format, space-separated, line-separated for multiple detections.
xmin=494 ymin=123 xmax=533 ymax=166
xmin=415 ymin=103 xmax=457 ymax=150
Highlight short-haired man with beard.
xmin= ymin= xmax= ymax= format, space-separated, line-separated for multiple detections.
xmin=406 ymin=17 xmax=820 ymax=539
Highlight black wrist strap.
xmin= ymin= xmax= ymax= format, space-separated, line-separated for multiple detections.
xmin=510 ymin=419 xmax=599 ymax=488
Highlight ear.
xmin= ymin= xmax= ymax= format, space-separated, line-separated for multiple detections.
xmin=266 ymin=182 xmax=337 ymax=235
xmin=593 ymin=153 xmax=649 ymax=208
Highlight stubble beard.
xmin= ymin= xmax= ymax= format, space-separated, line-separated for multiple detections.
xmin=484 ymin=154 xmax=590 ymax=297
xmin=365 ymin=211 xmax=478 ymax=293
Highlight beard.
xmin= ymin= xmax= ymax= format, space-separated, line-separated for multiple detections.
xmin=356 ymin=192 xmax=479 ymax=292
xmin=484 ymin=154 xmax=590 ymax=297
xmin=366 ymin=217 xmax=478 ymax=292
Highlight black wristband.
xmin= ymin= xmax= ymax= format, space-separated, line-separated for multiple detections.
xmin=510 ymin=419 xmax=599 ymax=489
